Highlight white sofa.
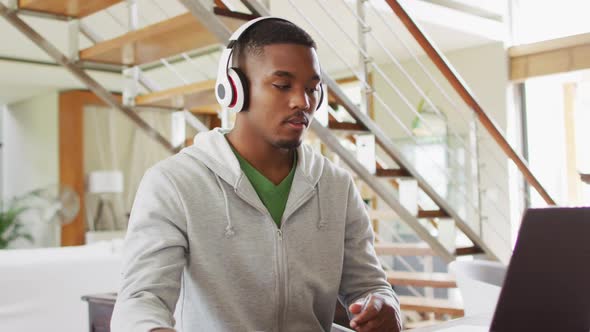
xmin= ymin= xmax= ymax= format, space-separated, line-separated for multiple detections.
xmin=0 ymin=241 xmax=122 ymax=332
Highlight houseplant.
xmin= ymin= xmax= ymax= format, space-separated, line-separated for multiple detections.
xmin=0 ymin=200 xmax=33 ymax=249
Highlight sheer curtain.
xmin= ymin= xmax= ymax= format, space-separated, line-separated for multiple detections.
xmin=84 ymin=106 xmax=173 ymax=231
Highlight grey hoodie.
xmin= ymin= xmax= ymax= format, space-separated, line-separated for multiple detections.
xmin=111 ymin=128 xmax=398 ymax=332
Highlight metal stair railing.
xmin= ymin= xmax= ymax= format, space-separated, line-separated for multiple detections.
xmin=359 ymin=0 xmax=556 ymax=248
xmin=383 ymin=0 xmax=556 ymax=206
xmin=359 ymin=0 xmax=532 ymax=235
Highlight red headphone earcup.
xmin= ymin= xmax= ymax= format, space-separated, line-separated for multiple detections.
xmin=227 ymin=68 xmax=249 ymax=112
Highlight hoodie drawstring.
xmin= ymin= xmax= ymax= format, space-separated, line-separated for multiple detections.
xmin=316 ymin=181 xmax=327 ymax=230
xmin=215 ymin=174 xmax=235 ymax=238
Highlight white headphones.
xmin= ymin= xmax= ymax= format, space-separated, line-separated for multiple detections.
xmin=215 ymin=16 xmax=324 ymax=113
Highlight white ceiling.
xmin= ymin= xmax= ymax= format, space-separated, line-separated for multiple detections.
xmin=0 ymin=0 xmax=506 ymax=104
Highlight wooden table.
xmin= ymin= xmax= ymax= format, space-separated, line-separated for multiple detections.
xmin=81 ymin=293 xmax=117 ymax=332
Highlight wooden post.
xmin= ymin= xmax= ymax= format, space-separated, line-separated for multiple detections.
xmin=59 ymin=90 xmax=110 ymax=246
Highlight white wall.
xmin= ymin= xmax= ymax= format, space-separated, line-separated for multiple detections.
xmin=2 ymin=91 xmax=59 ymax=248
xmin=2 ymin=91 xmax=59 ymax=198
xmin=371 ymin=42 xmax=514 ymax=262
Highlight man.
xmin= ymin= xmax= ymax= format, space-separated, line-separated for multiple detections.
xmin=111 ymin=17 xmax=402 ymax=332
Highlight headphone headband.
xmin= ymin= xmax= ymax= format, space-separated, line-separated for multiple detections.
xmin=228 ymin=16 xmax=287 ymax=43
xmin=215 ymin=16 xmax=324 ymax=113
xmin=215 ymin=17 xmax=286 ymax=110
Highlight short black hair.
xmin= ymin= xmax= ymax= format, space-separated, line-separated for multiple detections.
xmin=233 ymin=18 xmax=317 ymax=65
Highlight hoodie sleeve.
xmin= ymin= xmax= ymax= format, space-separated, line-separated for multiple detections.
xmin=337 ymin=174 xmax=401 ymax=318
xmin=111 ymin=166 xmax=188 ymax=332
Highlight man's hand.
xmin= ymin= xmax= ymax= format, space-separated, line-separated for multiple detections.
xmin=348 ymin=294 xmax=402 ymax=332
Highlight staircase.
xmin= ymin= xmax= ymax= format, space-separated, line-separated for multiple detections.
xmin=1 ymin=0 xmax=557 ymax=326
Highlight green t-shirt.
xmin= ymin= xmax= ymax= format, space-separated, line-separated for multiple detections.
xmin=230 ymin=145 xmax=296 ymax=228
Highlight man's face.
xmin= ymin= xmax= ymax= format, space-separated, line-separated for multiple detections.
xmin=240 ymin=43 xmax=322 ymax=149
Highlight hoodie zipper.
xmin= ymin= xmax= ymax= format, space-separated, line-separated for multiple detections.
xmin=235 ymin=183 xmax=318 ymax=332
xmin=276 ymin=188 xmax=317 ymax=332
xmin=276 ymin=228 xmax=284 ymax=332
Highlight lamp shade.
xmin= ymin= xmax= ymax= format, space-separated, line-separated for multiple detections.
xmin=86 ymin=171 xmax=124 ymax=193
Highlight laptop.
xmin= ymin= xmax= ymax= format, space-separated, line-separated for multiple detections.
xmin=488 ymin=207 xmax=590 ymax=332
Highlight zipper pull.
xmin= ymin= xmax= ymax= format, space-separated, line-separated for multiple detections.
xmin=277 ymin=229 xmax=283 ymax=238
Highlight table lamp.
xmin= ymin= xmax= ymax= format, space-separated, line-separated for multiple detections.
xmin=86 ymin=170 xmax=124 ymax=231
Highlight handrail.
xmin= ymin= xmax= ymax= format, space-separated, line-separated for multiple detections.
xmin=384 ymin=0 xmax=556 ymax=205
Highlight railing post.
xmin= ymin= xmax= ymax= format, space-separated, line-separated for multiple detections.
xmin=123 ymin=66 xmax=139 ymax=107
xmin=356 ymin=0 xmax=371 ymax=115
xmin=67 ymin=19 xmax=79 ymax=61
xmin=123 ymin=0 xmax=139 ymax=107
xmin=127 ymin=0 xmax=138 ymax=30
xmin=469 ymin=112 xmax=483 ymax=236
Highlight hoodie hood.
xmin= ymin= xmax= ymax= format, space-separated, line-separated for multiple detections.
xmin=180 ymin=128 xmax=327 ymax=236
xmin=181 ymin=128 xmax=324 ymax=190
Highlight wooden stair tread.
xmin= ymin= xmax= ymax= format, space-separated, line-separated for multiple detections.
xmin=327 ymin=121 xmax=368 ymax=133
xmin=455 ymin=246 xmax=484 ymax=256
xmin=399 ymin=296 xmax=464 ymax=317
xmin=79 ymin=13 xmax=244 ymax=65
xmin=18 ymin=0 xmax=122 ymax=18
xmin=375 ymin=168 xmax=411 ymax=178
xmin=418 ymin=209 xmax=449 ymax=219
xmin=135 ymin=79 xmax=216 ymax=110
xmin=374 ymin=242 xmax=436 ymax=256
xmin=386 ymin=271 xmax=456 ymax=288
xmin=188 ymin=105 xmax=220 ymax=115
xmin=367 ymin=208 xmax=448 ymax=220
